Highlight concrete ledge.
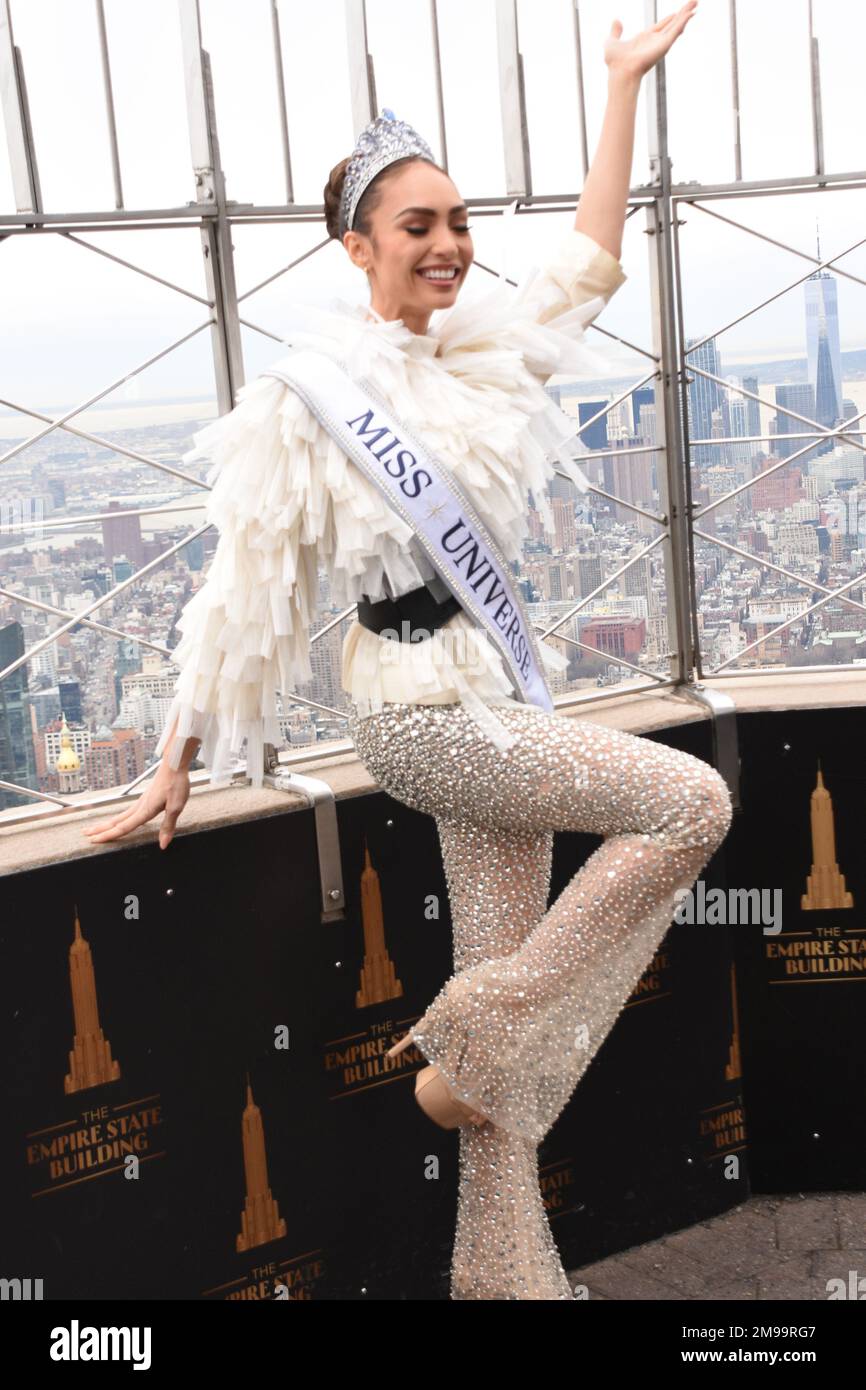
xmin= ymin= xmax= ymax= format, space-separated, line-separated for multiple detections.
xmin=2 ymin=669 xmax=863 ymax=878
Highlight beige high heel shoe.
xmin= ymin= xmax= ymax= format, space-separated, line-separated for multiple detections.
xmin=386 ymin=1031 xmax=489 ymax=1130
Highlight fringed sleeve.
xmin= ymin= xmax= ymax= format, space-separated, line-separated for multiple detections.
xmin=154 ymin=371 xmax=433 ymax=787
xmin=506 ymin=227 xmax=628 ymax=495
xmin=153 ymin=376 xmax=318 ymax=787
xmin=433 ymin=227 xmax=627 ymax=501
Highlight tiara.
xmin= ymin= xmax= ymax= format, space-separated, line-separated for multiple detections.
xmin=338 ymin=107 xmax=437 ymax=241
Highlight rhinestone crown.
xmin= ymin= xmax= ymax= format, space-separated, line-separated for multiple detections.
xmin=338 ymin=107 xmax=437 ymax=241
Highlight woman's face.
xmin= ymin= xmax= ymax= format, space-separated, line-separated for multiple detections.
xmin=343 ymin=160 xmax=473 ymax=335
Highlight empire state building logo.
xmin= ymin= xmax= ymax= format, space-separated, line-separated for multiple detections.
xmin=355 ymin=839 xmax=403 ymax=1008
xmin=64 ymin=904 xmax=121 ymax=1094
xmin=801 ymin=762 xmax=854 ymax=910
xmin=236 ymin=1078 xmax=287 ymax=1253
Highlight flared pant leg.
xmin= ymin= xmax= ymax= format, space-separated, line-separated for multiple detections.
xmin=349 ymin=699 xmax=734 ymax=1300
xmin=432 ymin=819 xmax=577 ymax=1299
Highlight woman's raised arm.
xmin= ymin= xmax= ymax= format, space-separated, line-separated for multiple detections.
xmin=574 ymin=2 xmax=699 ymax=260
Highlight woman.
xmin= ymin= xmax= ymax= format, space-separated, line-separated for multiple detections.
xmin=86 ymin=5 xmax=720 ymax=1300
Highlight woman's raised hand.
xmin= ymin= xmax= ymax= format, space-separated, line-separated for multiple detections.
xmin=82 ymin=763 xmax=192 ymax=851
xmin=604 ymin=1 xmax=698 ymax=82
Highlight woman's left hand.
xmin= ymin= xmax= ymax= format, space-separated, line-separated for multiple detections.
xmin=604 ymin=1 xmax=698 ymax=82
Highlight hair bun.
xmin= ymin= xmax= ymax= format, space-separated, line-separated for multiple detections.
xmin=323 ymin=157 xmax=350 ymax=241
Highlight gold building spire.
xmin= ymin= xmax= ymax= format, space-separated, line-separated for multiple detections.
xmin=801 ymin=763 xmax=854 ymax=909
xmin=64 ymin=904 xmax=121 ymax=1093
xmin=236 ymin=1078 xmax=287 ymax=1252
xmin=355 ymin=838 xmax=403 ymax=1007
xmin=55 ymin=712 xmax=81 ymax=772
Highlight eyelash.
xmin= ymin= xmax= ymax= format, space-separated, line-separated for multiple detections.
xmin=406 ymin=225 xmax=473 ymax=235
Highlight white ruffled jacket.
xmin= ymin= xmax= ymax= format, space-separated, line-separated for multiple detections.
xmin=154 ymin=227 xmax=627 ymax=786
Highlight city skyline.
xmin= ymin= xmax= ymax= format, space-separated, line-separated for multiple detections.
xmin=2 ymin=0 xmax=865 ymax=810
xmin=4 ymin=1 xmax=866 ymax=401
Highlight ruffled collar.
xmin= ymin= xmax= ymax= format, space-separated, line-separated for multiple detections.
xmin=333 ymin=297 xmax=444 ymax=359
xmin=270 ymin=272 xmax=611 ymax=383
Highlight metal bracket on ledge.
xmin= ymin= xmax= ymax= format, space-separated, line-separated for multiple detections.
xmin=680 ymin=684 xmax=742 ymax=813
xmin=263 ymin=745 xmax=346 ymax=923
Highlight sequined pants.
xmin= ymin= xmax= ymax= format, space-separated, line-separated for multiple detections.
xmin=348 ymin=699 xmax=734 ymax=1300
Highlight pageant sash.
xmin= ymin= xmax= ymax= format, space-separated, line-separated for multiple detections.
xmin=262 ymin=347 xmax=554 ymax=713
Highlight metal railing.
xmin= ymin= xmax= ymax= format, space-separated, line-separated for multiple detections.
xmin=0 ymin=0 xmax=863 ymax=824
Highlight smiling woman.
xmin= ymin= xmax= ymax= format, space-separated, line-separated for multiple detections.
xmin=90 ymin=107 xmax=638 ymax=1302
xmin=322 ymin=128 xmax=474 ymax=335
xmin=85 ymin=2 xmax=712 ymax=1301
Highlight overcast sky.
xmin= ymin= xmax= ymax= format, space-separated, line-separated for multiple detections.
xmin=2 ymin=0 xmax=865 ymax=409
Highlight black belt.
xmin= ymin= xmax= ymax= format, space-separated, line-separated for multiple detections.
xmin=356 ymin=583 xmax=462 ymax=642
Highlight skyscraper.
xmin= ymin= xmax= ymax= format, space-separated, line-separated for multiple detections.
xmin=0 ymin=621 xmax=39 ymax=810
xmin=686 ymin=336 xmax=729 ymax=467
xmin=774 ymin=383 xmax=816 ymax=461
xmin=805 ymin=224 xmax=843 ymax=455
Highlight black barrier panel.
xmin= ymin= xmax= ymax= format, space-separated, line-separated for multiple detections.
xmin=726 ymin=708 xmax=866 ymax=1195
xmin=0 ymin=796 xmax=460 ymax=1301
xmin=1 ymin=705 xmax=863 ymax=1300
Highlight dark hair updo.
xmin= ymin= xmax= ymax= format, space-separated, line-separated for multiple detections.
xmin=323 ymin=154 xmax=437 ymax=242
